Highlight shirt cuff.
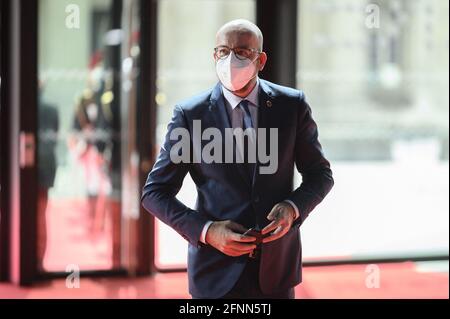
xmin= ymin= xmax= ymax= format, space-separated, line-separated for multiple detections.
xmin=284 ymin=200 xmax=300 ymax=221
xmin=200 ymin=221 xmax=214 ymax=244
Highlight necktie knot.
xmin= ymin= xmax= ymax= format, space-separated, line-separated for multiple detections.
xmin=239 ymin=100 xmax=251 ymax=115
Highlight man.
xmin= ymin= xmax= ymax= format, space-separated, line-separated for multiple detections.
xmin=142 ymin=19 xmax=334 ymax=299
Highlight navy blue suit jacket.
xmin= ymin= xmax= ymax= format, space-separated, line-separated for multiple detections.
xmin=142 ymin=79 xmax=334 ymax=298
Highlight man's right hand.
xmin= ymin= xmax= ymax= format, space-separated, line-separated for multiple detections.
xmin=205 ymin=221 xmax=257 ymax=257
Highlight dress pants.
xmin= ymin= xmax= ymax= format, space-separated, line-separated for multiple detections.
xmin=221 ymin=255 xmax=295 ymax=299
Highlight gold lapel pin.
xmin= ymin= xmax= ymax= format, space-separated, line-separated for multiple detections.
xmin=266 ymin=100 xmax=273 ymax=108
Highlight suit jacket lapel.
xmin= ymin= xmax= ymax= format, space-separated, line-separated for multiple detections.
xmin=209 ymin=83 xmax=231 ymax=132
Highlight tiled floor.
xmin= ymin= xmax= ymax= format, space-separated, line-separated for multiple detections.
xmin=0 ymin=261 xmax=448 ymax=299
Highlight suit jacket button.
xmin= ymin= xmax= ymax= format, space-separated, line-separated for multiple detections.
xmin=254 ymin=196 xmax=260 ymax=203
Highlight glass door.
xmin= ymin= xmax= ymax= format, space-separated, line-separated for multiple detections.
xmin=37 ymin=0 xmax=144 ymax=274
xmin=296 ymin=0 xmax=449 ymax=262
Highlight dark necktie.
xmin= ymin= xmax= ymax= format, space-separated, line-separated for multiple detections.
xmin=239 ymin=100 xmax=253 ymax=130
xmin=238 ymin=100 xmax=256 ymax=180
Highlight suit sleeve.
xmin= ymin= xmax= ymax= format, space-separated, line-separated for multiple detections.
xmin=141 ymin=105 xmax=210 ymax=247
xmin=287 ymin=92 xmax=334 ymax=227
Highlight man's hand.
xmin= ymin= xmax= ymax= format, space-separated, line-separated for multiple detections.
xmin=205 ymin=221 xmax=257 ymax=257
xmin=261 ymin=202 xmax=296 ymax=244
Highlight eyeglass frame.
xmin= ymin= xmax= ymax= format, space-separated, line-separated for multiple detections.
xmin=214 ymin=45 xmax=262 ymax=61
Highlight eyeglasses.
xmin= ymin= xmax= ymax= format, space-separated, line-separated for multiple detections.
xmin=214 ymin=46 xmax=261 ymax=61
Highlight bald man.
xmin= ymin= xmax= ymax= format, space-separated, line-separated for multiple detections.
xmin=142 ymin=19 xmax=334 ymax=299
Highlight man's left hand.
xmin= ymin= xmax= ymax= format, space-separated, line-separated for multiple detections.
xmin=261 ymin=202 xmax=296 ymax=244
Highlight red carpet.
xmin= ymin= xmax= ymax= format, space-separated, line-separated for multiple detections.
xmin=0 ymin=262 xmax=447 ymax=299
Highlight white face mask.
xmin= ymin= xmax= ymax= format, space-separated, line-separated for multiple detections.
xmin=216 ymin=52 xmax=258 ymax=92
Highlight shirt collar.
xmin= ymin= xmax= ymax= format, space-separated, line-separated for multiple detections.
xmin=222 ymin=78 xmax=260 ymax=109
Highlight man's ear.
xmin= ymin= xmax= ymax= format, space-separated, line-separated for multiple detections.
xmin=258 ymin=52 xmax=268 ymax=71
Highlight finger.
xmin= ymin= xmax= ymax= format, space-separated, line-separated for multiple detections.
xmin=266 ymin=206 xmax=281 ymax=221
xmin=228 ymin=242 xmax=257 ymax=251
xmin=224 ymin=247 xmax=254 ymax=257
xmin=262 ymin=226 xmax=288 ymax=244
xmin=226 ymin=222 xmax=257 ymax=242
xmin=226 ymin=221 xmax=248 ymax=234
xmin=261 ymin=219 xmax=281 ymax=235
xmin=270 ymin=225 xmax=284 ymax=236
xmin=228 ymin=232 xmax=257 ymax=243
xmin=262 ymin=233 xmax=282 ymax=244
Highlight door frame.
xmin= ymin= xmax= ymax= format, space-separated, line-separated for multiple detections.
xmin=136 ymin=0 xmax=158 ymax=275
xmin=6 ymin=0 xmax=39 ymax=285
xmin=0 ymin=0 xmax=11 ymax=282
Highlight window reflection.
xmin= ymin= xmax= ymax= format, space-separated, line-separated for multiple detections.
xmin=297 ymin=0 xmax=449 ymax=260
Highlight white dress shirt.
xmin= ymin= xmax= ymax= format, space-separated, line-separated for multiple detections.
xmin=199 ymin=79 xmax=300 ymax=244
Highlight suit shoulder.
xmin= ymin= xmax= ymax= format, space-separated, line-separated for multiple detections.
xmin=176 ymin=87 xmax=214 ymax=113
xmin=261 ymin=79 xmax=305 ymax=101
